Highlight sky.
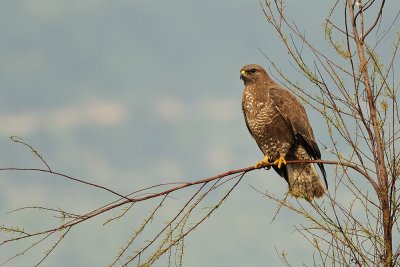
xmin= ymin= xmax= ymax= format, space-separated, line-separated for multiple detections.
xmin=1 ymin=1 xmax=399 ymax=267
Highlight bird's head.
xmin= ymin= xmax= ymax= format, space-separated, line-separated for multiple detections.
xmin=240 ymin=64 xmax=269 ymax=85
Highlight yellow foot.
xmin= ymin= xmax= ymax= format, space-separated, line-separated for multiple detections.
xmin=255 ymin=155 xmax=270 ymax=168
xmin=273 ymin=156 xmax=287 ymax=169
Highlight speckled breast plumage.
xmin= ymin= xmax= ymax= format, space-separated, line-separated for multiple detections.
xmin=242 ymin=84 xmax=293 ymax=160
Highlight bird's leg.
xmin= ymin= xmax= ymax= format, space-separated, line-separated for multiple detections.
xmin=273 ymin=156 xmax=287 ymax=169
xmin=255 ymin=155 xmax=270 ymax=168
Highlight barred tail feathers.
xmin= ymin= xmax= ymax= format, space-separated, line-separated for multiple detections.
xmin=287 ymin=162 xmax=326 ymax=201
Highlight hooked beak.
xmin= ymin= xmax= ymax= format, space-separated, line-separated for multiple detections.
xmin=240 ymin=70 xmax=246 ymax=80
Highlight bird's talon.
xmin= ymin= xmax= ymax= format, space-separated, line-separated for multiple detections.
xmin=255 ymin=155 xmax=270 ymax=168
xmin=273 ymin=156 xmax=287 ymax=169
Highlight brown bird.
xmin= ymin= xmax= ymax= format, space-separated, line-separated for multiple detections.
xmin=240 ymin=64 xmax=327 ymax=200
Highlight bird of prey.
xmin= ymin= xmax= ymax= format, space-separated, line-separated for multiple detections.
xmin=240 ymin=64 xmax=327 ymax=200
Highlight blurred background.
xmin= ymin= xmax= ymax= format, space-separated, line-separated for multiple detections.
xmin=1 ymin=1 xmax=391 ymax=266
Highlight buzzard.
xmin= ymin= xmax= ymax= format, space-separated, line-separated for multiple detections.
xmin=240 ymin=64 xmax=327 ymax=200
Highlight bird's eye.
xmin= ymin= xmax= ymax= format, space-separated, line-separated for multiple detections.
xmin=250 ymin=69 xmax=256 ymax=73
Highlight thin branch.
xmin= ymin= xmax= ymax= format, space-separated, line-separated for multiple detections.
xmin=362 ymin=0 xmax=386 ymax=42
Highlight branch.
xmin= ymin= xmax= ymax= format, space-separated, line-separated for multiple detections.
xmin=0 ymin=167 xmax=130 ymax=201
xmin=0 ymin=158 xmax=380 ymax=265
xmin=362 ymin=0 xmax=385 ymax=42
xmin=0 ymin=159 xmax=373 ymax=204
xmin=1 ymin=158 xmax=376 ymax=238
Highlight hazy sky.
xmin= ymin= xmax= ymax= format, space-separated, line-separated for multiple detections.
xmin=1 ymin=1 xmax=399 ymax=266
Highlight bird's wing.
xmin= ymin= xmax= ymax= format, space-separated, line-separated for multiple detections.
xmin=268 ymin=86 xmax=327 ymax=187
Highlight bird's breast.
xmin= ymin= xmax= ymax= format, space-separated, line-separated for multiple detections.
xmin=242 ymin=91 xmax=277 ymax=131
xmin=242 ymin=88 xmax=292 ymax=157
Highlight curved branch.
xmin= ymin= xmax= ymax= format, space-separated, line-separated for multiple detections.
xmin=362 ymin=0 xmax=385 ymax=42
xmin=0 ymin=158 xmax=377 ymax=245
xmin=0 ymin=168 xmax=130 ymax=201
xmin=0 ymin=158 xmax=374 ymax=203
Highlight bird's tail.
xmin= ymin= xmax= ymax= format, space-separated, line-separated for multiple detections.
xmin=287 ymin=162 xmax=326 ymax=201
